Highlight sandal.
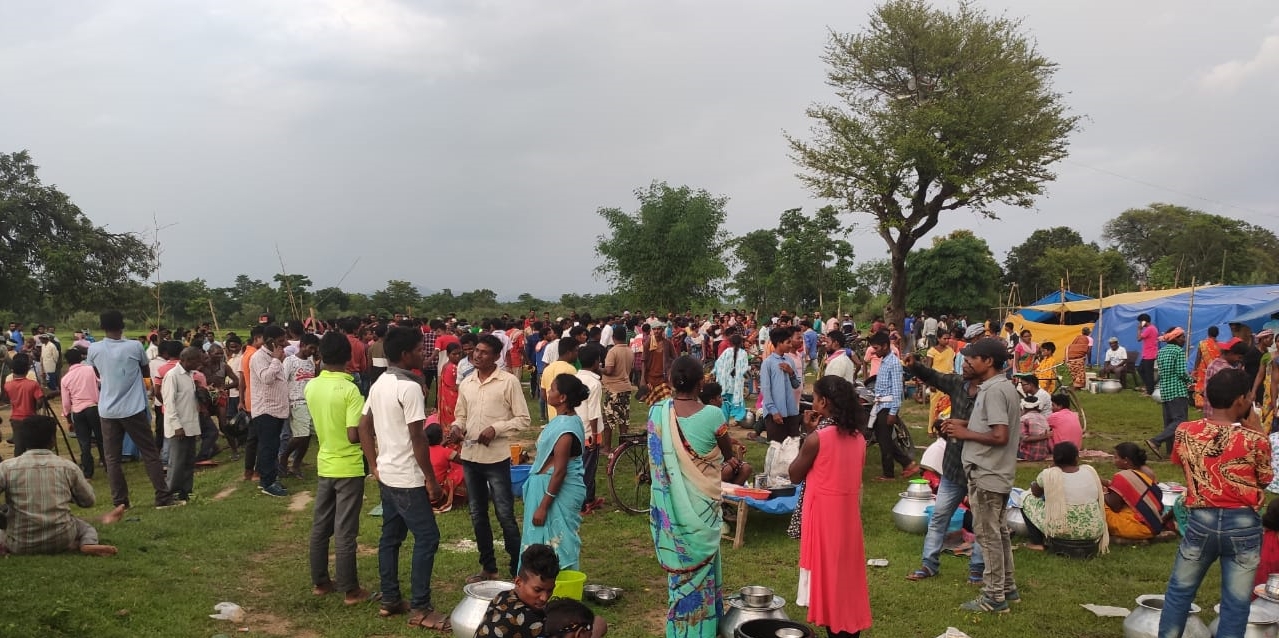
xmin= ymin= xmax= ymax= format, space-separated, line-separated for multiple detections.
xmin=905 ymin=566 xmax=937 ymax=581
xmin=465 ymin=571 xmax=500 ymax=584
xmin=344 ymin=589 xmax=380 ymax=606
xmin=379 ymin=600 xmax=411 ymax=617
xmin=968 ymin=571 xmax=984 ymax=585
xmin=409 ymin=608 xmax=451 ymax=632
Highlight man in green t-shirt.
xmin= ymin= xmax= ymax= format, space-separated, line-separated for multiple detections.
xmin=305 ymin=332 xmax=371 ymax=605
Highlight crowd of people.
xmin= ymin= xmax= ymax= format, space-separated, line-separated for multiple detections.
xmin=2 ymin=306 xmax=1279 ymax=637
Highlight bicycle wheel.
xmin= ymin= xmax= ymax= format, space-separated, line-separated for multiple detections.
xmin=894 ymin=421 xmax=914 ymax=453
xmin=608 ymin=440 xmax=651 ymax=515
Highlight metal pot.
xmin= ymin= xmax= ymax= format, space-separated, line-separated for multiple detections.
xmin=1098 ymin=379 xmax=1123 ymax=394
xmin=1160 ymin=484 xmax=1185 ymax=511
xmin=735 ymin=619 xmax=814 ymax=638
xmin=1006 ymin=506 xmax=1028 ymax=537
xmin=892 ymin=492 xmax=935 ymax=534
xmin=739 ymin=586 xmax=775 ymax=608
xmin=720 ymin=594 xmax=789 ymax=638
xmin=1207 ymin=602 xmax=1279 ymax=638
xmin=905 ymin=479 xmax=933 ymax=498
xmin=1123 ymin=594 xmax=1210 ymax=638
xmin=450 ymin=580 xmax=514 ymax=638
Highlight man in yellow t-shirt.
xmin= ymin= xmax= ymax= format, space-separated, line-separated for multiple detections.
xmin=540 ymin=337 xmax=579 ymax=420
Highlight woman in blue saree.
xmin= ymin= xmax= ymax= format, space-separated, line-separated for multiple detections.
xmin=649 ymin=356 xmax=737 ymax=638
xmin=522 ymin=372 xmax=590 ymax=570
xmin=713 ymin=334 xmax=750 ymax=427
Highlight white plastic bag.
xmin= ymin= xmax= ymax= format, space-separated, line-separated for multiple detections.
xmin=209 ymin=602 xmax=245 ymax=623
xmin=764 ymin=436 xmax=801 ymax=486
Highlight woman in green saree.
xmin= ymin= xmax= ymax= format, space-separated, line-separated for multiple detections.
xmin=648 ymin=355 xmax=737 ymax=638
xmin=522 ymin=373 xmax=589 ymax=570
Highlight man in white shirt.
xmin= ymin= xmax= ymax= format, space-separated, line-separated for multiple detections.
xmin=821 ymin=331 xmax=862 ymax=385
xmin=357 ymin=326 xmax=447 ymax=628
xmin=1102 ymin=337 xmax=1130 ymax=382
xmin=489 ymin=319 xmax=512 ymax=371
xmin=161 ymin=347 xmax=204 ymax=502
xmin=575 ymin=344 xmax=605 ymax=514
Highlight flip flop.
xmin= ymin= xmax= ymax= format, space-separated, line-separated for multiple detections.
xmin=1144 ymin=439 xmax=1164 ymax=460
xmin=905 ymin=566 xmax=937 ymax=581
xmin=344 ymin=589 xmax=380 ymax=606
xmin=379 ymin=600 xmax=411 ymax=617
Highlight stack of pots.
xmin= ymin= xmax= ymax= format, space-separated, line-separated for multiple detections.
xmin=720 ymin=586 xmax=790 ymax=638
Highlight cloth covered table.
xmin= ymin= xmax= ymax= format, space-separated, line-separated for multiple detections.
xmin=721 ymin=490 xmax=800 ymax=549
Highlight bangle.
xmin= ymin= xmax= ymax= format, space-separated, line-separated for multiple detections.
xmin=545 ymin=491 xmax=558 ymax=498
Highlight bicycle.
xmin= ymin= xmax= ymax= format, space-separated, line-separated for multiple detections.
xmin=606 ymin=432 xmax=651 ymax=515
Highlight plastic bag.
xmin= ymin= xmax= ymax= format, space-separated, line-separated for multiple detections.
xmin=209 ymin=602 xmax=245 ymax=623
xmin=763 ymin=436 xmax=801 ymax=486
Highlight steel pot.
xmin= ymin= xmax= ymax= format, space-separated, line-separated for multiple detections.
xmin=1123 ymin=594 xmax=1210 ymax=638
xmin=1098 ymin=379 xmax=1123 ymax=394
xmin=1160 ymin=484 xmax=1185 ymax=511
xmin=720 ymin=594 xmax=789 ymax=638
xmin=735 ymin=619 xmax=814 ymax=638
xmin=892 ymin=492 xmax=935 ymax=534
xmin=1207 ymin=602 xmax=1279 ymax=638
xmin=451 ymin=580 xmax=514 ymax=638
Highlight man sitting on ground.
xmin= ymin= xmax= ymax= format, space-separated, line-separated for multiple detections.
xmin=1101 ymin=338 xmax=1130 ymax=384
xmin=0 ymin=415 xmax=117 ymax=556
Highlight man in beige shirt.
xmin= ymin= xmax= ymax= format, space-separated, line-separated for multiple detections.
xmin=601 ymin=325 xmax=635 ymax=442
xmin=451 ymin=334 xmax=530 ymax=581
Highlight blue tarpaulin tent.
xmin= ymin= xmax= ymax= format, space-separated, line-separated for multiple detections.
xmin=1091 ymin=285 xmax=1279 ymax=367
xmin=1019 ymin=290 xmax=1094 ymax=323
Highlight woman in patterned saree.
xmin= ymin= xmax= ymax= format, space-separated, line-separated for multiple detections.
xmin=647 ymin=355 xmax=736 ymax=638
xmin=521 ymin=373 xmax=589 ymax=570
xmin=1102 ymin=442 xmax=1166 ymax=541
xmin=1021 ymin=442 xmax=1110 ymax=555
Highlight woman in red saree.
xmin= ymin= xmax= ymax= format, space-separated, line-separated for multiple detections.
xmin=438 ymin=343 xmax=462 ymax=428
xmin=1103 ymin=442 xmax=1165 ymax=540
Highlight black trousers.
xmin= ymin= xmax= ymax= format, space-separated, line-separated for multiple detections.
xmin=1139 ymin=358 xmax=1156 ymax=394
xmin=873 ymin=410 xmax=914 ymax=478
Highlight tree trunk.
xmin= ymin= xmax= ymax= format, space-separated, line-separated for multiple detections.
xmin=885 ymin=235 xmax=914 ymax=329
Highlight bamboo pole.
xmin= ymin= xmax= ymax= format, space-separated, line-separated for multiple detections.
xmin=207 ymin=299 xmax=220 ymax=335
xmin=1186 ymin=277 xmax=1198 ymax=368
xmin=1093 ymin=274 xmax=1105 ymax=366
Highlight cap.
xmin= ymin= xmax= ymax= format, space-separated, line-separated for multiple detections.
xmin=960 ymin=338 xmax=1011 ymax=362
xmin=1218 ymin=337 xmax=1242 ymax=350
xmin=1021 ymin=396 xmax=1040 ymax=410
xmin=1108 ymin=337 xmax=1119 ymax=343
xmin=963 ymin=324 xmax=987 ymax=340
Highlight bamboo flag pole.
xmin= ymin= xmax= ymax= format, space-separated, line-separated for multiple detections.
xmin=1093 ymin=274 xmax=1105 ymax=366
xmin=207 ymin=299 xmax=220 ymax=334
xmin=1186 ymin=277 xmax=1198 ymax=368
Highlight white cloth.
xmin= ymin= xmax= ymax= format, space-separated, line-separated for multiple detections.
xmin=541 ymin=339 xmax=560 ymax=366
xmin=1104 ymin=346 xmax=1128 ymax=367
xmin=823 ymin=351 xmax=858 ymax=384
xmin=575 ymin=369 xmax=603 ymax=441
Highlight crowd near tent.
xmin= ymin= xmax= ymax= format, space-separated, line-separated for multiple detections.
xmin=1014 ymin=284 xmax=1279 ymax=367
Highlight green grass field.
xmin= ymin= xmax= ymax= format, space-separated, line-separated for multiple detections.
xmin=0 ymin=377 xmax=1226 ymax=637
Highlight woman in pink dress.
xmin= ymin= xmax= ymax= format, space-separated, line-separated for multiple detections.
xmin=789 ymin=375 xmax=872 ymax=637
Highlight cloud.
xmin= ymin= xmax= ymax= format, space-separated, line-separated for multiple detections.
xmin=1200 ymin=33 xmax=1279 ymax=92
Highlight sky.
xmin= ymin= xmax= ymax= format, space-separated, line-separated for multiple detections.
xmin=2 ymin=1 xmax=1277 ymax=301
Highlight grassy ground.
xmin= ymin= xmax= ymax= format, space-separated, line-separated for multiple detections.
xmin=0 ymin=376 xmax=1224 ymax=637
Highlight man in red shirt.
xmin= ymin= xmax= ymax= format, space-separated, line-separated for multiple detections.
xmin=1159 ymin=367 xmax=1273 ymax=637
xmin=4 ymin=354 xmax=44 ymax=430
xmin=341 ymin=319 xmax=368 ymax=394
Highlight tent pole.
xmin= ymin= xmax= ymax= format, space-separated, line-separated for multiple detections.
xmin=1186 ymin=278 xmax=1197 ymax=368
xmin=1060 ymin=279 xmax=1066 ymax=325
xmin=1094 ymin=274 xmax=1105 ymax=366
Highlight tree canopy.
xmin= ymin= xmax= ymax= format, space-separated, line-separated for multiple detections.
xmin=729 ymin=206 xmax=856 ymax=312
xmin=905 ymin=230 xmax=1002 ymax=319
xmin=787 ymin=0 xmax=1079 ymax=325
xmin=0 ymin=150 xmax=153 ymax=316
xmin=1103 ymin=203 xmax=1279 ymax=288
xmin=595 ymin=181 xmax=731 ymax=310
xmin=1003 ymin=226 xmax=1131 ymax=300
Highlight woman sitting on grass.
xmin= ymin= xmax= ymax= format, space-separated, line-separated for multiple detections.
xmin=1102 ymin=442 xmax=1167 ymax=542
xmin=1022 ymin=442 xmax=1109 ymax=555
xmin=425 ymin=421 xmax=465 ymax=513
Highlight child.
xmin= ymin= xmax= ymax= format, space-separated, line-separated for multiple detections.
xmin=425 ymin=421 xmax=465 ymax=513
xmin=475 ymin=544 xmax=559 ymax=638
xmin=543 ymin=598 xmax=609 ymax=638
xmin=1255 ymin=498 xmax=1279 ymax=590
xmin=1017 ymin=396 xmax=1051 ymax=461
xmin=700 ymin=382 xmax=753 ymax=485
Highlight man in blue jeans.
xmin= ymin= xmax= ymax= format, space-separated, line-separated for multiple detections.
xmin=250 ymin=325 xmax=291 ymax=497
xmin=358 ymin=326 xmax=449 ymax=630
xmin=903 ymin=353 xmax=985 ymax=584
xmin=451 ymin=334 xmax=531 ymax=582
xmin=1159 ymin=368 xmax=1273 ymax=638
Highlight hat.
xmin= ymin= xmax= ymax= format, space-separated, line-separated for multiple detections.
xmin=1159 ymin=327 xmax=1185 ymax=342
xmin=1021 ymin=396 xmax=1040 ymax=410
xmin=1108 ymin=337 xmax=1119 ymax=343
xmin=960 ymin=338 xmax=1011 ymax=362
xmin=963 ymin=324 xmax=987 ymax=340
xmin=1218 ymin=336 xmax=1242 ymax=350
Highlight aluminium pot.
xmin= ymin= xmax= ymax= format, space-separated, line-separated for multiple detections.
xmin=1206 ymin=602 xmax=1279 ymax=638
xmin=892 ymin=492 xmax=935 ymax=534
xmin=1123 ymin=594 xmax=1210 ymax=638
xmin=720 ymin=594 xmax=789 ymax=638
xmin=450 ymin=580 xmax=515 ymax=638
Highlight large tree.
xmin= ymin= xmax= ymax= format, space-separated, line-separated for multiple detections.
xmin=1003 ymin=226 xmax=1083 ymax=298
xmin=0 ymin=150 xmax=153 ymax=316
xmin=905 ymin=230 xmax=1002 ymax=320
xmin=787 ymin=0 xmax=1080 ymax=325
xmin=595 ymin=181 xmax=731 ymax=310
xmin=729 ymin=229 xmax=781 ymax=310
xmin=1103 ymin=203 xmax=1279 ymax=287
xmin=775 ymin=206 xmax=856 ymax=310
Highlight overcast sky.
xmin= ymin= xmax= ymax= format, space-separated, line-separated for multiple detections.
xmin=2 ymin=1 xmax=1277 ymax=300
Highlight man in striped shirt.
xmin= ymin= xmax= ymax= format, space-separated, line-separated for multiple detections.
xmin=869 ymin=330 xmax=919 ymax=481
